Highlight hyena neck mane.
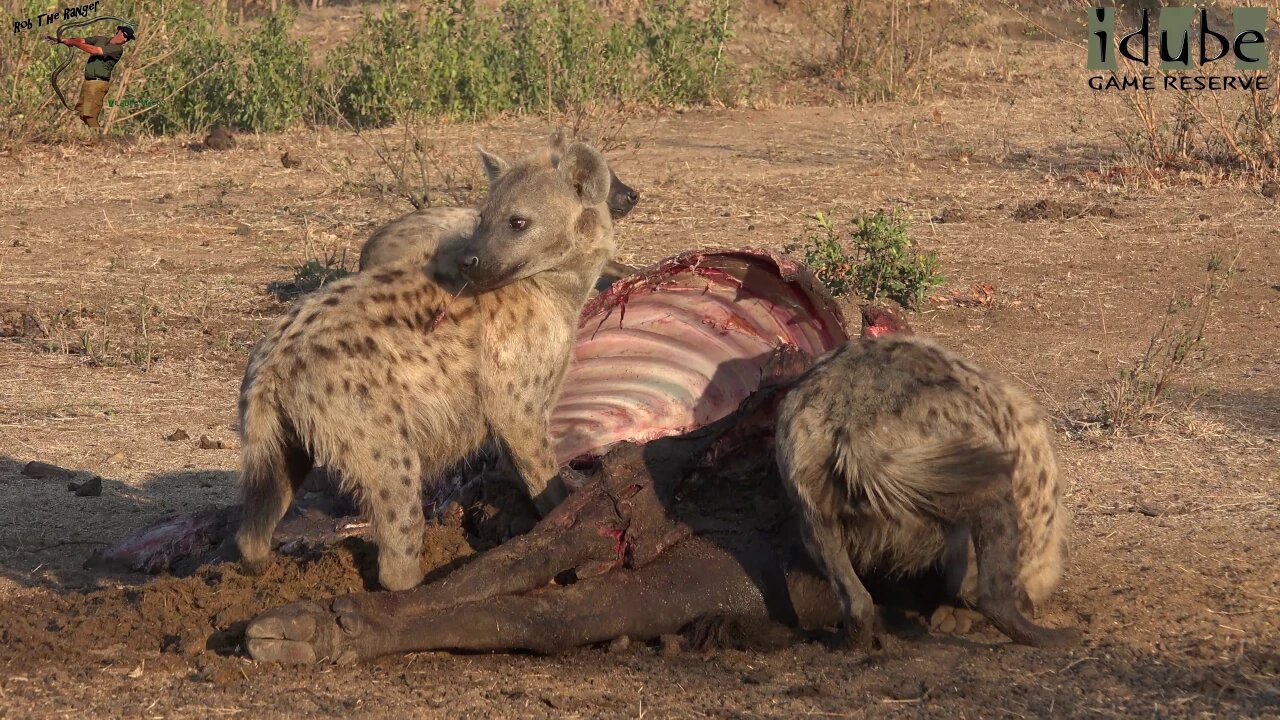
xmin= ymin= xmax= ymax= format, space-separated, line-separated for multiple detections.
xmin=530 ymin=241 xmax=613 ymax=305
xmin=860 ymin=304 xmax=915 ymax=338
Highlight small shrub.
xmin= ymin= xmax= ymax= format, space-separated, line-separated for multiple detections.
xmin=294 ymin=254 xmax=352 ymax=291
xmin=339 ymin=113 xmax=468 ymax=210
xmin=269 ymin=248 xmax=354 ymax=301
xmin=1087 ymin=250 xmax=1240 ymax=434
xmin=800 ymin=209 xmax=943 ymax=307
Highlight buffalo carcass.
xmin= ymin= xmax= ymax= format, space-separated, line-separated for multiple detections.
xmin=93 ymin=250 xmax=956 ymax=662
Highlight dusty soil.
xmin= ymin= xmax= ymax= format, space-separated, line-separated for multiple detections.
xmin=1 ymin=10 xmax=1278 ymax=717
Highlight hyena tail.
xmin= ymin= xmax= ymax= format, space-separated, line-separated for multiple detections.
xmin=833 ymin=433 xmax=1017 ymax=521
xmin=1013 ymin=441 xmax=1070 ymax=610
xmin=234 ymin=379 xmax=309 ymax=572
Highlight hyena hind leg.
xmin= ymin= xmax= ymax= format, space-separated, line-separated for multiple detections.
xmin=928 ymin=524 xmax=987 ymax=636
xmin=780 ymin=451 xmax=879 ymax=650
xmin=235 ymin=441 xmax=312 ymax=574
xmin=970 ymin=495 xmax=1079 ymax=648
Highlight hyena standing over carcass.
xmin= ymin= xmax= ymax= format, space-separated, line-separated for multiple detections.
xmin=234 ymin=136 xmax=617 ymax=591
xmin=776 ymin=305 xmax=1076 ymax=649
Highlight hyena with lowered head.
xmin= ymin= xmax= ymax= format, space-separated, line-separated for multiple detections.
xmin=358 ymin=129 xmax=640 ymax=288
xmin=775 ymin=305 xmax=1075 ymax=649
xmin=235 ymin=136 xmax=617 ymax=591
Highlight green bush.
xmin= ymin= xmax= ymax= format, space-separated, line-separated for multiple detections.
xmin=2 ymin=0 xmax=740 ymax=141
xmin=639 ymin=0 xmax=735 ymax=104
xmin=328 ymin=0 xmax=736 ymax=128
xmin=236 ymin=12 xmax=313 ymax=132
xmin=0 ymin=0 xmax=87 ymax=141
xmin=801 ymin=209 xmax=944 ymax=308
xmin=132 ymin=12 xmax=239 ymax=135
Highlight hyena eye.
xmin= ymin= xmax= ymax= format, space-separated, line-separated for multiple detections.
xmin=509 ymin=217 xmax=528 ymax=231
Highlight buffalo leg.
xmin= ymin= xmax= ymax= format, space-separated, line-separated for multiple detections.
xmin=245 ymin=537 xmax=840 ymax=663
xmin=244 ymin=539 xmax=751 ymax=663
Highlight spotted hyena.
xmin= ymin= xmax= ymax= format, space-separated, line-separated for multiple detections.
xmin=775 ymin=305 xmax=1075 ymax=648
xmin=234 ymin=136 xmax=617 ymax=591
xmin=358 ymin=129 xmax=640 ymax=288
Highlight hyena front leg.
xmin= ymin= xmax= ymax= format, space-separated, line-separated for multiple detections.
xmin=489 ymin=407 xmax=569 ymax=516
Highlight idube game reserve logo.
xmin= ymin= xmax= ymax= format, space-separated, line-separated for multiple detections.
xmin=1088 ymin=6 xmax=1269 ymax=91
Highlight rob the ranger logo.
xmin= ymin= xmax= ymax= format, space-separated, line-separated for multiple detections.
xmin=1087 ymin=7 xmax=1270 ymax=91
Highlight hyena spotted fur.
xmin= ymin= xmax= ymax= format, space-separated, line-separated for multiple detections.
xmin=235 ymin=136 xmax=617 ymax=591
xmin=775 ymin=305 xmax=1075 ymax=649
xmin=358 ymin=129 xmax=640 ymax=288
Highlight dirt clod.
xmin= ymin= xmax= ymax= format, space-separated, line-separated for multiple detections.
xmin=934 ymin=205 xmax=972 ymax=223
xmin=166 ymin=429 xmax=190 ymax=442
xmin=70 ymin=476 xmax=103 ymax=497
xmin=22 ymin=460 xmax=77 ymax=481
xmin=198 ymin=435 xmax=226 ymax=450
xmin=0 ymin=306 xmax=48 ymax=339
xmin=659 ymin=634 xmax=683 ymax=657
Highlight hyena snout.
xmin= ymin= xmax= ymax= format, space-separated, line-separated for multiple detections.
xmin=457 ymin=250 xmax=527 ymax=291
xmin=606 ymin=171 xmax=640 ymax=220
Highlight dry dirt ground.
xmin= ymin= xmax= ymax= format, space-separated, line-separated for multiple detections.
xmin=0 ymin=31 xmax=1277 ymax=719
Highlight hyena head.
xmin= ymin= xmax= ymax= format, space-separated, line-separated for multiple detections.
xmin=458 ymin=135 xmax=616 ymax=291
xmin=860 ymin=303 xmax=914 ymax=338
xmin=544 ymin=127 xmax=640 ymax=221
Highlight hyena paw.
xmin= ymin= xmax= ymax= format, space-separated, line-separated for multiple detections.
xmin=835 ymin=616 xmax=882 ymax=653
xmin=377 ymin=559 xmax=425 ymax=592
xmin=929 ymin=605 xmax=985 ymax=636
xmin=239 ymin=556 xmax=272 ymax=577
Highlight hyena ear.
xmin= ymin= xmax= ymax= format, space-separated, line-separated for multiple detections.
xmin=548 ymin=127 xmax=572 ymax=154
xmin=556 ymin=142 xmax=611 ymax=207
xmin=476 ymin=145 xmax=510 ymax=188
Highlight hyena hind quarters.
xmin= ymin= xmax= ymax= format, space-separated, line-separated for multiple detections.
xmin=775 ymin=306 xmax=1077 ymax=650
xmin=234 ymin=136 xmax=618 ymax=591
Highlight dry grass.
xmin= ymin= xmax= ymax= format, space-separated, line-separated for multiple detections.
xmin=1074 ymin=249 xmax=1242 ymax=435
xmin=0 ymin=14 xmax=1277 ymax=716
xmin=1081 ymin=0 xmax=1280 ymax=180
